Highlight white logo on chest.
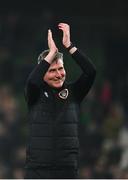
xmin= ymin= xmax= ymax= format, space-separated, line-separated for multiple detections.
xmin=58 ymin=89 xmax=69 ymax=99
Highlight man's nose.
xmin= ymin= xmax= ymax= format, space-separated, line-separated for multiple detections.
xmin=56 ymin=70 xmax=61 ymax=77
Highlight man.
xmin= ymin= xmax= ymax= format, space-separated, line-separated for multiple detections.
xmin=24 ymin=23 xmax=96 ymax=179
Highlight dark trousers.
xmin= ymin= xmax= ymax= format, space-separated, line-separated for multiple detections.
xmin=24 ymin=167 xmax=78 ymax=179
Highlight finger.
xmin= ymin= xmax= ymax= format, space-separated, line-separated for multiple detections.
xmin=58 ymin=25 xmax=63 ymax=29
xmin=58 ymin=23 xmax=65 ymax=29
xmin=58 ymin=27 xmax=63 ymax=31
xmin=48 ymin=29 xmax=54 ymax=41
xmin=58 ymin=23 xmax=67 ymax=26
xmin=49 ymin=29 xmax=53 ymax=34
xmin=48 ymin=29 xmax=52 ymax=35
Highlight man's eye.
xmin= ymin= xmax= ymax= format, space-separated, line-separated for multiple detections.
xmin=49 ymin=69 xmax=55 ymax=72
xmin=59 ymin=67 xmax=63 ymax=70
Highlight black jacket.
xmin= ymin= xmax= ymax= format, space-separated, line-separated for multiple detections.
xmin=24 ymin=49 xmax=96 ymax=169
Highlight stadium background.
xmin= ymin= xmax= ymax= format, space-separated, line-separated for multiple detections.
xmin=0 ymin=0 xmax=128 ymax=178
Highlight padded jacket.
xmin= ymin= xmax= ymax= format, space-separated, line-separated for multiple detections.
xmin=24 ymin=49 xmax=96 ymax=169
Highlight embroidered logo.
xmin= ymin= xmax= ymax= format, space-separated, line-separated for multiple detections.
xmin=58 ymin=89 xmax=69 ymax=99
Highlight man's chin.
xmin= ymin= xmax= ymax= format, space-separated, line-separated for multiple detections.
xmin=53 ymin=84 xmax=63 ymax=89
xmin=52 ymin=82 xmax=64 ymax=89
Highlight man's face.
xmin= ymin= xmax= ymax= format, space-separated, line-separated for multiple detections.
xmin=43 ymin=59 xmax=66 ymax=89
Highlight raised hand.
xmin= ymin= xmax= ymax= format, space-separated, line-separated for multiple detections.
xmin=48 ymin=29 xmax=58 ymax=54
xmin=44 ymin=29 xmax=58 ymax=64
xmin=58 ymin=23 xmax=71 ymax=48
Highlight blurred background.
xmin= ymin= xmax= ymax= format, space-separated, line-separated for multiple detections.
xmin=0 ymin=0 xmax=128 ymax=178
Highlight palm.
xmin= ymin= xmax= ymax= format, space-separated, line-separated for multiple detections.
xmin=48 ymin=29 xmax=57 ymax=52
xmin=58 ymin=23 xmax=70 ymax=47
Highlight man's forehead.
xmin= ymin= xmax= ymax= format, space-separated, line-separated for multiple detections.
xmin=50 ymin=59 xmax=64 ymax=67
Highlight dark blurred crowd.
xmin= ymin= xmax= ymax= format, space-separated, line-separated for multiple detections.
xmin=0 ymin=84 xmax=26 ymax=178
xmin=79 ymin=79 xmax=128 ymax=178
xmin=0 ymin=10 xmax=128 ymax=179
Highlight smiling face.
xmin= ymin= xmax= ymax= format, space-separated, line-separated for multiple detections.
xmin=43 ymin=59 xmax=66 ymax=89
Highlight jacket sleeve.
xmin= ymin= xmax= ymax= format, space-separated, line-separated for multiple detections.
xmin=71 ymin=48 xmax=96 ymax=103
xmin=24 ymin=60 xmax=50 ymax=105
